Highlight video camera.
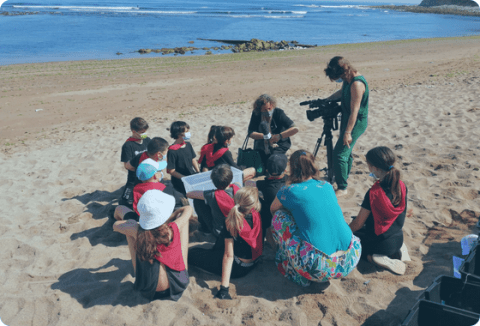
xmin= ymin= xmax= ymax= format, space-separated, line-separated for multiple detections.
xmin=300 ymin=98 xmax=341 ymax=121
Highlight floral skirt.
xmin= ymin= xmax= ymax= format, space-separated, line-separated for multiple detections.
xmin=271 ymin=209 xmax=361 ymax=286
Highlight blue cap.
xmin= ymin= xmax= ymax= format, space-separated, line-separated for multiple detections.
xmin=136 ymin=158 xmax=167 ymax=181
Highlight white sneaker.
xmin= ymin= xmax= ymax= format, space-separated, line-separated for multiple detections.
xmin=372 ymin=254 xmax=406 ymax=275
xmin=400 ymin=243 xmax=411 ymax=262
xmin=335 ymin=189 xmax=348 ymax=197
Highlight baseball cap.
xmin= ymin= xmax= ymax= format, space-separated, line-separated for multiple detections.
xmin=267 ymin=153 xmax=287 ymax=176
xmin=136 ymin=158 xmax=167 ymax=181
xmin=137 ymin=190 xmax=175 ymax=230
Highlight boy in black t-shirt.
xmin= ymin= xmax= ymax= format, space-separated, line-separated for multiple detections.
xmin=246 ymin=153 xmax=287 ymax=236
xmin=186 ymin=164 xmax=239 ymax=237
xmin=119 ymin=117 xmax=151 ymax=207
xmin=167 ymin=121 xmax=200 ymax=195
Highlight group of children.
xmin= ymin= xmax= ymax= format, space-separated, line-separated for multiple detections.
xmin=113 ymin=116 xmax=408 ymax=301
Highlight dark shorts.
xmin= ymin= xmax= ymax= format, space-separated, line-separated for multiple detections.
xmin=135 ymin=257 xmax=189 ymax=301
xmin=124 ymin=211 xmax=139 ymax=221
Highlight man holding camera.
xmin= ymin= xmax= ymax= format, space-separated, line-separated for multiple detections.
xmin=324 ymin=56 xmax=369 ymax=196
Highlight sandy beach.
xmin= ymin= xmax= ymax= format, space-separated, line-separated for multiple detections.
xmin=1 ymin=36 xmax=480 ymax=325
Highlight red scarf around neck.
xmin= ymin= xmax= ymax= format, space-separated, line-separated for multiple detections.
xmin=214 ymin=184 xmax=240 ymax=217
xmin=138 ymin=152 xmax=150 ymax=164
xmin=199 ymin=143 xmax=228 ymax=168
xmin=369 ymin=180 xmax=406 ymax=236
xmin=126 ymin=137 xmax=141 ymax=142
xmin=169 ymin=142 xmax=186 ymax=151
xmin=238 ymin=209 xmax=263 ymax=260
xmin=133 ymin=182 xmax=166 ymax=215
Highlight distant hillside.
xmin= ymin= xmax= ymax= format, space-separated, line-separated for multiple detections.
xmin=419 ymin=0 xmax=478 ymax=7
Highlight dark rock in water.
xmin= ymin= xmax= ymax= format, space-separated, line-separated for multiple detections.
xmin=161 ymin=48 xmax=174 ymax=55
xmin=152 ymin=49 xmax=161 ymax=53
xmin=202 ymin=47 xmax=210 ymax=50
xmin=138 ymin=49 xmax=152 ymax=54
xmin=205 ymin=51 xmax=213 ymax=55
xmin=419 ymin=0 xmax=477 ymax=6
xmin=116 ymin=52 xmax=123 ymax=55
xmin=231 ymin=38 xmax=312 ymax=53
xmin=174 ymin=47 xmax=186 ymax=54
xmin=188 ymin=41 xmax=195 ymax=44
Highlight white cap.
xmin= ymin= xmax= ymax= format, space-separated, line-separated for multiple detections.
xmin=137 ymin=190 xmax=175 ymax=230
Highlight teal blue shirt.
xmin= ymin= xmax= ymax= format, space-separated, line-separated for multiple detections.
xmin=277 ymin=179 xmax=352 ymax=255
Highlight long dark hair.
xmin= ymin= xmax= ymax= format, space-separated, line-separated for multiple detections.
xmin=366 ymin=146 xmax=402 ymax=206
xmin=136 ymin=224 xmax=172 ymax=262
xmin=207 ymin=125 xmax=220 ymax=144
xmin=288 ymin=149 xmax=319 ymax=185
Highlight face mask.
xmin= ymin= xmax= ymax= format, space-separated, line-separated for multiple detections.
xmin=335 ymin=78 xmax=343 ymax=83
xmin=183 ymin=132 xmax=191 ymax=141
xmin=262 ymin=110 xmax=274 ymax=118
xmin=139 ymin=132 xmax=148 ymax=139
xmin=369 ymin=172 xmax=378 ymax=179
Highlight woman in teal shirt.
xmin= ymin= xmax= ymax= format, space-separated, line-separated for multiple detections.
xmin=324 ymin=56 xmax=369 ymax=196
xmin=269 ymin=150 xmax=361 ymax=286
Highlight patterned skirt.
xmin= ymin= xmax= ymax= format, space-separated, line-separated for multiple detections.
xmin=271 ymin=209 xmax=362 ymax=287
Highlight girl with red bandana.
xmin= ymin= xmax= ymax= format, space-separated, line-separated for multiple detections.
xmin=349 ymin=146 xmax=408 ymax=275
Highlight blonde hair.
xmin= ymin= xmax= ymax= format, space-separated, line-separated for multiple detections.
xmin=225 ymin=187 xmax=261 ymax=238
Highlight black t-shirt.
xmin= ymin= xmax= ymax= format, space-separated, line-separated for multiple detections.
xmin=204 ymin=187 xmax=235 ymax=237
xmin=167 ymin=142 xmax=197 ymax=192
xmin=217 ymin=213 xmax=255 ymax=260
xmin=247 ymin=108 xmax=294 ymax=153
xmin=360 ymin=185 xmax=408 ymax=241
xmin=199 ymin=143 xmax=239 ymax=171
xmin=121 ymin=138 xmax=150 ymax=184
xmin=256 ymin=176 xmax=286 ymax=227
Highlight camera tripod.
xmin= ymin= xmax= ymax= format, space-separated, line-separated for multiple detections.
xmin=312 ymin=115 xmax=340 ymax=184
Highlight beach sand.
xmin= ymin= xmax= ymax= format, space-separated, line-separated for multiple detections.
xmin=1 ymin=36 xmax=479 ymax=325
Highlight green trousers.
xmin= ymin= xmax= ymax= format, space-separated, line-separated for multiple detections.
xmin=333 ymin=117 xmax=367 ymax=190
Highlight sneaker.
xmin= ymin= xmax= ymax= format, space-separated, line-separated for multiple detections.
xmin=372 ymin=254 xmax=406 ymax=275
xmin=335 ymin=188 xmax=348 ymax=197
xmin=400 ymin=243 xmax=411 ymax=262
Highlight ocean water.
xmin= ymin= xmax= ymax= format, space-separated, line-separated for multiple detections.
xmin=0 ymin=0 xmax=479 ymax=65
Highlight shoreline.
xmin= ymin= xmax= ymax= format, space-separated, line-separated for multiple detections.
xmin=371 ymin=4 xmax=480 ymax=16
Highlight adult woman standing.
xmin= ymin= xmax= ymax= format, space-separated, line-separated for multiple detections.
xmin=349 ymin=146 xmax=408 ymax=275
xmin=324 ymin=57 xmax=369 ymax=196
xmin=247 ymin=94 xmax=299 ymax=167
xmin=269 ymin=150 xmax=361 ymax=286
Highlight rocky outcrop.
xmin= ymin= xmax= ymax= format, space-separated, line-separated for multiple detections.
xmin=419 ymin=0 xmax=478 ymax=6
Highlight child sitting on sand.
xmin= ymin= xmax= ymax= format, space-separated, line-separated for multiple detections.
xmin=119 ymin=117 xmax=150 ymax=207
xmin=245 ymin=153 xmax=287 ymax=238
xmin=349 ymin=146 xmax=408 ymax=275
xmin=167 ymin=121 xmax=200 ymax=195
xmin=198 ymin=126 xmax=255 ymax=181
xmin=200 ymin=125 xmax=221 ymax=172
xmin=187 ymin=164 xmax=240 ymax=237
xmin=113 ymin=190 xmax=193 ymax=301
xmin=114 ymin=158 xmax=168 ymax=221
xmin=188 ymin=187 xmax=263 ymax=300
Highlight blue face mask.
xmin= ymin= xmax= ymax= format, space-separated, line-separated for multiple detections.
xmin=369 ymin=172 xmax=378 ymax=179
xmin=183 ymin=131 xmax=191 ymax=141
xmin=262 ymin=109 xmax=274 ymax=117
xmin=335 ymin=78 xmax=343 ymax=83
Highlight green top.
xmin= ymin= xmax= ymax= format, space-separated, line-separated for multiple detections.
xmin=341 ymin=75 xmax=369 ymax=122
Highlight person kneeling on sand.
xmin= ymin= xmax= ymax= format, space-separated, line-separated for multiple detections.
xmin=188 ymin=187 xmax=263 ymax=299
xmin=349 ymin=146 xmax=408 ymax=275
xmin=113 ymin=190 xmax=193 ymax=301
xmin=269 ymin=150 xmax=361 ymax=287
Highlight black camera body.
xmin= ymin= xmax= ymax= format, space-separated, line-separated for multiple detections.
xmin=300 ymin=99 xmax=341 ymax=121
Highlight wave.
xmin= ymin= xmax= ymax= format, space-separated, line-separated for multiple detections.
xmin=230 ymin=14 xmax=304 ymax=19
xmin=13 ymin=5 xmax=140 ymax=10
xmin=293 ymin=4 xmax=320 ymax=8
xmin=265 ymin=10 xmax=308 ymax=14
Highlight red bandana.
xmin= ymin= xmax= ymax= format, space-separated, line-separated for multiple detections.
xmin=138 ymin=152 xmax=150 ymax=164
xmin=133 ymin=182 xmax=166 ymax=215
xmin=238 ymin=209 xmax=263 ymax=260
xmin=126 ymin=137 xmax=141 ymax=142
xmin=369 ymin=180 xmax=407 ymax=235
xmin=155 ymin=223 xmax=185 ymax=271
xmin=199 ymin=143 xmax=228 ymax=168
xmin=169 ymin=142 xmax=185 ymax=151
xmin=214 ymin=184 xmax=240 ymax=217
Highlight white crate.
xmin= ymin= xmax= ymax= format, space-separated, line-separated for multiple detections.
xmin=182 ymin=167 xmax=244 ymax=210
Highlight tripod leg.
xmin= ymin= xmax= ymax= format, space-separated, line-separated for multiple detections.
xmin=326 ymin=138 xmax=334 ymax=184
xmin=313 ymin=137 xmax=323 ymax=158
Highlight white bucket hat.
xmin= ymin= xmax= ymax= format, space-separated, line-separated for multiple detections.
xmin=137 ymin=190 xmax=175 ymax=230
